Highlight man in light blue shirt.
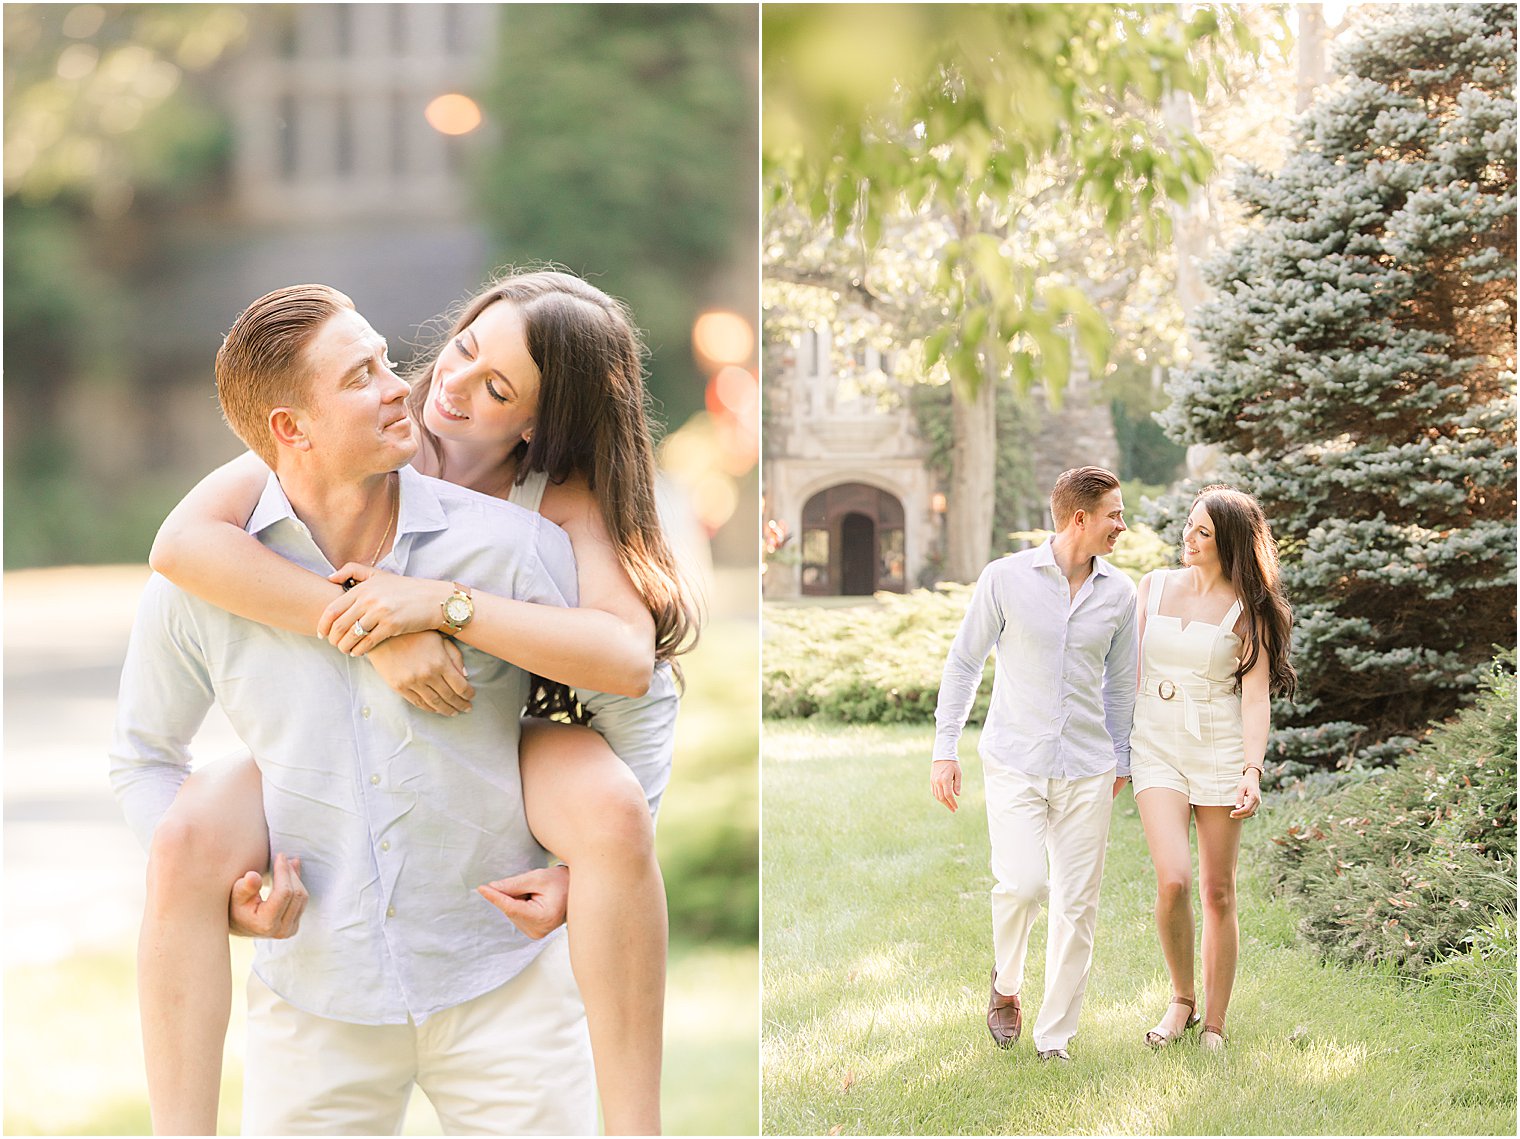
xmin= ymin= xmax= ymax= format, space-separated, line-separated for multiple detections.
xmin=110 ymin=285 xmax=595 ymax=1133
xmin=931 ymin=466 xmax=1137 ymax=1062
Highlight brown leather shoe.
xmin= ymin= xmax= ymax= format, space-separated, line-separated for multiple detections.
xmin=987 ymin=966 xmax=1021 ymax=1049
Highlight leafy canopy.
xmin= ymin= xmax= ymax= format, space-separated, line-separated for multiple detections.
xmin=764 ymin=3 xmax=1261 ymax=401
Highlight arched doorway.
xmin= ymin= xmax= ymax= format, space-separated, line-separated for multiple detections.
xmin=840 ymin=513 xmax=875 ymax=595
xmin=799 ymin=483 xmax=906 ymax=596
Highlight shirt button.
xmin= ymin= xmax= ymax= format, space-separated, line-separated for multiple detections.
xmin=370 ymin=774 xmax=380 ymax=785
xmin=381 ymin=841 xmax=390 ymax=851
xmin=386 ymin=906 xmax=396 ymax=918
xmin=361 ymin=706 xmax=372 ymax=719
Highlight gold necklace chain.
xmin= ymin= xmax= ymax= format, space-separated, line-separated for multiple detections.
xmin=368 ymin=473 xmax=397 ymax=565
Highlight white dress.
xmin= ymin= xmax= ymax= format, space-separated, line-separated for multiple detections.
xmin=1129 ymin=569 xmax=1245 ymax=807
xmin=508 ymin=469 xmax=680 ymax=818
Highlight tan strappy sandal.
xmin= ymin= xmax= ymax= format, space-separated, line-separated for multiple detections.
xmin=1144 ymin=996 xmax=1201 ymax=1048
xmin=1199 ymin=1022 xmax=1227 ymax=1051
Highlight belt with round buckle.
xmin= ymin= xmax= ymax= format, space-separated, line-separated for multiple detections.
xmin=1158 ymin=679 xmax=1177 ymax=700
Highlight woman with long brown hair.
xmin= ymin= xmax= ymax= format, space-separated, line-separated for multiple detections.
xmin=1129 ymin=485 xmax=1295 ymax=1051
xmin=142 ymin=269 xmax=697 ymax=1133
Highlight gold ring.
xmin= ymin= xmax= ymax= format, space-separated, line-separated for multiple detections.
xmin=1158 ymin=679 xmax=1176 ymax=700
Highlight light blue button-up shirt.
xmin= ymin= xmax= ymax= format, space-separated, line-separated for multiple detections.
xmin=109 ymin=465 xmax=579 ymax=1025
xmin=933 ymin=539 xmax=1138 ymax=779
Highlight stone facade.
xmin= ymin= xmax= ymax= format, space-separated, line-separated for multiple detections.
xmin=763 ymin=326 xmax=938 ymax=598
xmin=763 ymin=322 xmax=1121 ymax=598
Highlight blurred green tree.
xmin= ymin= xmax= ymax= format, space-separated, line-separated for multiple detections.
xmin=763 ymin=3 xmax=1264 ymax=578
xmin=1105 ymin=361 xmax=1186 ymax=488
xmin=1151 ymin=3 xmax=1517 ymax=770
xmin=3 ymin=3 xmax=244 ymax=567
xmin=474 ymin=4 xmax=757 ymax=429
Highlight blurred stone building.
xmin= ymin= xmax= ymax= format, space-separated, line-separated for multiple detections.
xmin=7 ymin=2 xmax=758 ymax=573
xmin=763 ymin=323 xmax=1118 ymax=599
xmin=131 ymin=3 xmax=502 ymax=476
xmin=230 ymin=5 xmax=493 ymax=223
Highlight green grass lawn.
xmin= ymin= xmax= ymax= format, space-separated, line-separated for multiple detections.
xmin=762 ymin=721 xmax=1517 ymax=1136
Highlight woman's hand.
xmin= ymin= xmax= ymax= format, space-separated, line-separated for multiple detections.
xmin=477 ymin=865 xmax=570 ymax=939
xmin=1230 ymin=768 xmax=1263 ymax=819
xmin=366 ymin=631 xmax=474 ymax=716
xmin=320 ymin=563 xmax=454 ymax=655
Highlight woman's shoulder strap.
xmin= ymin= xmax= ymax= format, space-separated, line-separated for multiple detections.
xmin=1144 ymin=569 xmax=1167 ymax=616
xmin=507 ymin=469 xmax=550 ymax=514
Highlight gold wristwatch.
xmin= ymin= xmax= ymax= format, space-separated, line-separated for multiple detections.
xmin=440 ymin=583 xmax=474 ymax=635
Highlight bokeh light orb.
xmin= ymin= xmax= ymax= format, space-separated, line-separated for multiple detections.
xmin=689 ymin=471 xmax=740 ymax=534
xmin=692 ymin=311 xmax=755 ymax=366
xmin=712 ymin=365 xmax=758 ymax=416
xmin=425 ymin=94 xmax=483 ymax=136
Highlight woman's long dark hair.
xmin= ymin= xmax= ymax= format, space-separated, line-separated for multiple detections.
xmin=407 ymin=269 xmax=701 ymax=693
xmin=1194 ymin=485 xmax=1297 ymax=700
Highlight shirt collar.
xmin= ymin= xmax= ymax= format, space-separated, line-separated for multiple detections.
xmin=246 ymin=471 xmax=298 ymax=536
xmin=1032 ymin=535 xmax=1114 ymax=578
xmin=246 ymin=465 xmax=450 ymax=540
xmin=395 ymin=465 xmax=449 ymax=538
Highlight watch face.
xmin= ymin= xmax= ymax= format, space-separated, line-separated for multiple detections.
xmin=444 ymin=597 xmax=471 ymax=624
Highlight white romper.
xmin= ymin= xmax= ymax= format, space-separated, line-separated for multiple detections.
xmin=1129 ymin=569 xmax=1245 ymax=807
xmin=508 ymin=469 xmax=680 ymax=818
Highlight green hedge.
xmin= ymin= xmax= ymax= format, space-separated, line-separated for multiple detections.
xmin=1265 ymin=654 xmax=1516 ymax=975
xmin=763 ymin=585 xmax=988 ymax=723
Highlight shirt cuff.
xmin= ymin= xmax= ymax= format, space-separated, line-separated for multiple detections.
xmin=1114 ymin=746 xmax=1131 ymax=779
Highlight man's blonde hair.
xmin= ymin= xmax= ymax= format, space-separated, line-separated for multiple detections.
xmin=1049 ymin=466 xmax=1121 ymax=529
xmin=215 ymin=284 xmax=354 ymax=465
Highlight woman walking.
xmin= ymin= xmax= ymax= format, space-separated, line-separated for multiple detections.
xmin=1129 ymin=485 xmax=1295 ymax=1050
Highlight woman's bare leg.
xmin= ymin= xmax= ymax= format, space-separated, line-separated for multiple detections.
xmin=139 ymin=754 xmax=268 ymax=1135
xmin=520 ymin=720 xmax=665 ymax=1136
xmin=1193 ymin=806 xmax=1244 ymax=1032
xmin=1135 ymin=788 xmax=1197 ymax=1038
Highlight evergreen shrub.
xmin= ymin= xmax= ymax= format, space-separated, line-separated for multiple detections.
xmin=764 ymin=586 xmax=988 ymax=723
xmin=1147 ymin=4 xmax=1517 ymax=770
xmin=1266 ymin=654 xmax=1516 ymax=975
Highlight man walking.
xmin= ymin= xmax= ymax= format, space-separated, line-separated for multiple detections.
xmin=110 ymin=284 xmax=595 ymax=1133
xmin=931 ymin=466 xmax=1137 ymax=1062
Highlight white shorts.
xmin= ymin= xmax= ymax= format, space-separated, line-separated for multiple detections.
xmin=1131 ymin=682 xmax=1245 ymax=808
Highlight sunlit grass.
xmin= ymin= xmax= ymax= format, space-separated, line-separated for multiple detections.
xmin=661 ymin=946 xmax=760 ymax=1135
xmin=762 ymin=721 xmax=1517 ymax=1136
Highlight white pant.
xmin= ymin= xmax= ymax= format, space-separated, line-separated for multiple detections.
xmin=984 ymin=765 xmax=1114 ymax=1051
xmin=242 ymin=936 xmax=596 ymax=1136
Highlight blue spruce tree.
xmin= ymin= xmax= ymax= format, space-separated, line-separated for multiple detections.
xmin=1156 ymin=4 xmax=1516 ymax=770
